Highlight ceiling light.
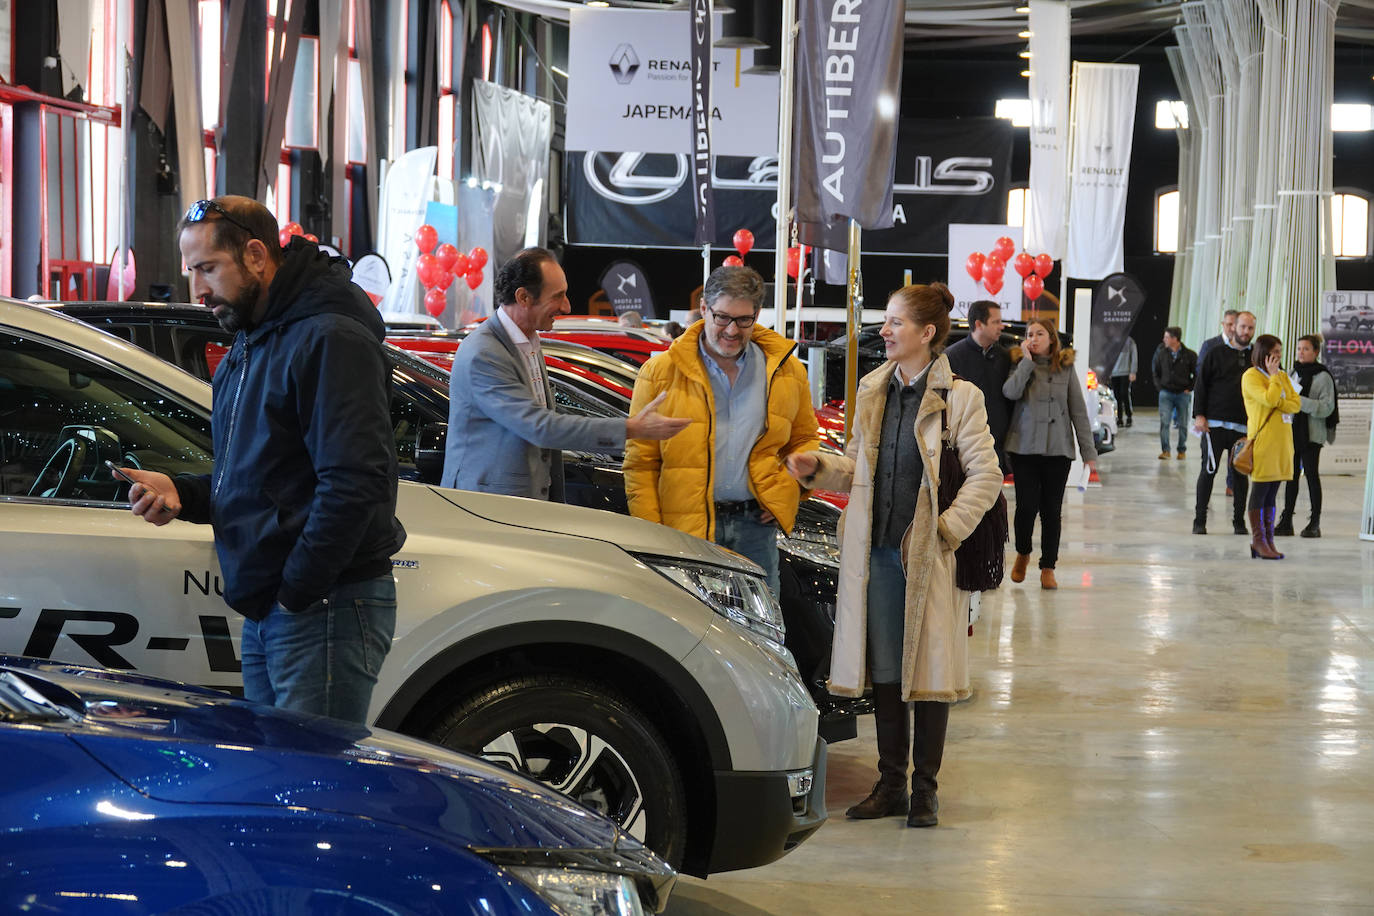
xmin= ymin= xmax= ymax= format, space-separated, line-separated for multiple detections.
xmin=1021 ymin=69 xmax=1032 ymax=78
xmin=587 ymin=1 xmax=610 ymax=6
xmin=1019 ymin=49 xmax=1032 ymax=59
xmin=1018 ymin=30 xmax=1032 ymax=38
xmin=1016 ymin=6 xmax=1031 ymax=12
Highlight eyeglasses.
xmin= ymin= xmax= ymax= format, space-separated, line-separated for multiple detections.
xmin=708 ymin=309 xmax=757 ymax=329
xmin=184 ymin=199 xmax=257 ymax=237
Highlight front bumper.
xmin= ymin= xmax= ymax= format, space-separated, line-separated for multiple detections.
xmin=706 ymin=736 xmax=828 ymax=873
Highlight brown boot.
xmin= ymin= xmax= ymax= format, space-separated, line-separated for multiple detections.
xmin=907 ymin=701 xmax=949 ymax=828
xmin=1249 ymin=509 xmax=1280 ymax=559
xmin=1010 ymin=553 xmax=1030 ymax=583
xmin=846 ymin=683 xmax=910 ymax=819
xmin=1040 ymin=568 xmax=1057 ymax=589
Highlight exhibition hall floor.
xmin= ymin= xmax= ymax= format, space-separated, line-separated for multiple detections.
xmin=668 ymin=411 xmax=1374 ymax=914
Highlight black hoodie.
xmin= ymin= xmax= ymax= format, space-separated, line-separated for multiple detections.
xmin=177 ymin=240 xmax=406 ymax=620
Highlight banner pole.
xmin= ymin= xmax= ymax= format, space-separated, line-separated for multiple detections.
xmin=772 ymin=0 xmax=798 ymax=334
xmin=844 ymin=219 xmax=863 ymax=445
xmin=702 ymin=243 xmax=710 ymax=291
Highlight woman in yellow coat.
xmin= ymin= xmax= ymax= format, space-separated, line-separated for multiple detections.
xmin=1241 ymin=334 xmax=1302 ymax=559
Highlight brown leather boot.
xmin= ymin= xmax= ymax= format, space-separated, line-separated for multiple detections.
xmin=1249 ymin=509 xmax=1280 ymax=559
xmin=846 ymin=683 xmax=910 ymax=819
xmin=1010 ymin=553 xmax=1030 ymax=583
xmin=907 ymin=701 xmax=949 ymax=827
xmin=1040 ymin=568 xmax=1057 ymax=589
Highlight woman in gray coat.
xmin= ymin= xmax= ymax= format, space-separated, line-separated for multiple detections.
xmin=1002 ymin=319 xmax=1098 ymax=589
xmin=1275 ymin=334 xmax=1337 ymax=538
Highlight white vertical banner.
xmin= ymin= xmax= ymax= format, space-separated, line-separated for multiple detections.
xmin=377 ymin=147 xmax=439 ymax=315
xmin=1025 ymin=0 xmax=1070 ymax=259
xmin=1065 ymin=62 xmax=1139 ymax=280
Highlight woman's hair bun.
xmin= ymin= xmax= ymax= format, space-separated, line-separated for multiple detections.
xmin=929 ymin=281 xmax=955 ymax=312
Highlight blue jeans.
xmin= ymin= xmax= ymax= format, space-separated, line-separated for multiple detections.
xmin=866 ymin=547 xmax=907 ymax=684
xmin=1159 ymin=390 xmax=1191 ymax=453
xmin=714 ymin=510 xmax=780 ymax=598
xmin=241 ymin=574 xmax=397 ymax=724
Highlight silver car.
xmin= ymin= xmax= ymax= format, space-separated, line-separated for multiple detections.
xmin=0 ymin=298 xmax=825 ymax=876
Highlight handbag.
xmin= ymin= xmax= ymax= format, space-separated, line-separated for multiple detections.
xmin=1230 ymin=406 xmax=1277 ymax=476
xmin=936 ymin=391 xmax=1009 ymax=592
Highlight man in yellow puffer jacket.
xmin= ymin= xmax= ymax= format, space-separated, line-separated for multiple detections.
xmin=625 ymin=266 xmax=819 ymax=596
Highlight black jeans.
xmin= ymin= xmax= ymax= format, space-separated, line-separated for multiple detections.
xmin=1009 ymin=452 xmax=1072 ymax=569
xmin=1195 ymin=427 xmax=1248 ymax=524
xmin=1111 ymin=376 xmax=1133 ymax=424
xmin=1248 ymin=479 xmax=1280 ymax=511
xmin=1283 ymin=441 xmax=1323 ymax=519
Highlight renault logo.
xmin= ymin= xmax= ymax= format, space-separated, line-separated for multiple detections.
xmin=609 ymin=43 xmax=640 ymax=84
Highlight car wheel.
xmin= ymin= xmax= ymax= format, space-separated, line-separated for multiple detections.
xmin=425 ymin=675 xmax=688 ymax=867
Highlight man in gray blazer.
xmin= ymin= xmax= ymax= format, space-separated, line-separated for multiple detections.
xmin=442 ymin=247 xmax=688 ymax=499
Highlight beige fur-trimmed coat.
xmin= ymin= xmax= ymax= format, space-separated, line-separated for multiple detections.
xmin=802 ymin=355 xmax=1003 ymax=703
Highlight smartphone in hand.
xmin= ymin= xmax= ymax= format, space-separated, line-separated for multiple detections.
xmin=105 ymin=459 xmax=136 ymax=485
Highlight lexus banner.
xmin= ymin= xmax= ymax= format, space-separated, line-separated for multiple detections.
xmin=1065 ymin=62 xmax=1139 ymax=280
xmin=566 ymin=118 xmax=1011 ymax=253
xmin=792 ymin=0 xmax=905 ymax=251
xmin=1088 ymin=272 xmax=1147 ymax=379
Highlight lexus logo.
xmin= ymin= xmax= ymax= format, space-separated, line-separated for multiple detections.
xmin=609 ymin=43 xmax=640 ymax=84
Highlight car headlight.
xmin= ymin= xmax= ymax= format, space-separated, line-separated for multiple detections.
xmin=638 ymin=556 xmax=787 ymax=652
xmin=507 ymin=867 xmax=644 ymax=916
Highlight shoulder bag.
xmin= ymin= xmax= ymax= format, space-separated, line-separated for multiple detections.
xmin=1230 ymin=406 xmax=1276 ymax=476
xmin=936 ymin=388 xmax=1008 ymax=592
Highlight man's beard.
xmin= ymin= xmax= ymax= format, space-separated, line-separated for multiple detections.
xmin=209 ymin=279 xmax=262 ymax=333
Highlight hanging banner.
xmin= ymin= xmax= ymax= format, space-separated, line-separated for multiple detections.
xmin=473 ymin=80 xmax=552 ymax=266
xmin=377 ymin=146 xmax=438 ymax=314
xmin=566 ymin=119 xmax=1009 ymax=252
xmin=946 ymin=224 xmax=1025 ymax=322
xmin=1087 ymin=272 xmax=1147 ymax=378
xmin=600 ymin=260 xmax=656 ymax=318
xmin=1064 ymin=62 xmax=1139 ymax=280
xmin=688 ymin=0 xmax=714 ymax=246
xmin=1025 ymin=0 xmax=1071 ymax=259
xmin=566 ymin=8 xmax=778 ymax=157
xmin=792 ymin=0 xmax=905 ymax=251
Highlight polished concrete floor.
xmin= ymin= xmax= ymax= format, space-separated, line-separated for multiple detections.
xmin=667 ymin=411 xmax=1374 ymax=914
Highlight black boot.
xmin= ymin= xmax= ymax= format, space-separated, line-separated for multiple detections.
xmin=1232 ymin=510 xmax=1249 ymax=536
xmin=846 ymin=683 xmax=909 ymax=819
xmin=1300 ymin=516 xmax=1321 ymax=538
xmin=1274 ymin=510 xmax=1295 ymax=537
xmin=907 ymin=701 xmax=949 ymax=828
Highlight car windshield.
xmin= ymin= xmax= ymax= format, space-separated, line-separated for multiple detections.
xmin=0 ymin=670 xmax=74 ymax=723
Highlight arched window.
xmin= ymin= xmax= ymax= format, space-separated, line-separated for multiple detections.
xmin=1155 ymin=188 xmax=1180 ymax=254
xmin=1007 ymin=186 xmax=1030 ymax=228
xmin=1331 ymin=192 xmax=1370 ymax=258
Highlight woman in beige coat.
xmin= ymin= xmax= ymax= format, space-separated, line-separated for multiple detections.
xmin=787 ymin=283 xmax=1002 ymax=828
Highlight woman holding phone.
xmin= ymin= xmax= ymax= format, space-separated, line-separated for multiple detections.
xmin=786 ymin=283 xmax=1001 ymax=828
xmin=1241 ymin=334 xmax=1302 ymax=559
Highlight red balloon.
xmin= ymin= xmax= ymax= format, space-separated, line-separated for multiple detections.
xmin=732 ymin=229 xmax=755 ymax=257
xmin=465 ymin=269 xmax=484 ymax=291
xmin=994 ymin=236 xmax=1016 ymax=263
xmin=469 ymin=246 xmax=489 ymax=270
xmin=417 ymin=253 xmax=444 ymax=289
xmin=435 ymin=243 xmax=459 ymax=273
xmin=1023 ymin=274 xmax=1045 ymax=301
xmin=786 ymin=246 xmax=802 ymax=279
xmin=982 ymin=258 xmax=1005 ymax=283
xmin=303 ymin=233 xmax=318 ymax=244
xmin=1033 ymin=253 xmax=1054 ymax=279
xmin=451 ymin=253 xmax=470 ymax=277
xmin=278 ymin=228 xmax=294 ymax=248
xmin=283 ymin=222 xmax=304 ymax=238
xmin=983 ymin=276 xmax=1004 ymax=296
xmin=433 ymin=270 xmax=454 ymax=292
xmin=1013 ymin=252 xmax=1035 ymax=278
xmin=415 ymin=224 xmax=438 ymax=255
xmin=722 ymin=255 xmax=744 ymax=267
xmin=424 ymin=288 xmax=447 ymax=317
xmin=965 ymin=252 xmax=985 ymax=282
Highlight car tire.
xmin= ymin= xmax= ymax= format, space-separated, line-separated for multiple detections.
xmin=424 ymin=674 xmax=689 ymax=867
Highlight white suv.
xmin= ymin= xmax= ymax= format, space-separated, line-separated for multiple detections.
xmin=0 ymin=299 xmax=825 ymax=876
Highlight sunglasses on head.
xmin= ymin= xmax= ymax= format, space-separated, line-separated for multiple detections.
xmin=184 ymin=199 xmax=257 ymax=237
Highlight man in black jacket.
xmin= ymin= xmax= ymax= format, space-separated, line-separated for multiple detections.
xmin=1191 ymin=310 xmax=1255 ymax=535
xmin=1152 ymin=326 xmax=1196 ymax=460
xmin=121 ymin=196 xmax=405 ymax=724
xmin=945 ymin=300 xmax=1012 ymax=473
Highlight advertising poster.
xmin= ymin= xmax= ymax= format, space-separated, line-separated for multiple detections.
xmin=1320 ymin=289 xmax=1374 ymax=474
xmin=1087 ymin=273 xmax=1146 ymax=379
xmin=946 ymin=224 xmax=1024 ymax=321
xmin=599 ymin=261 xmax=656 ymax=318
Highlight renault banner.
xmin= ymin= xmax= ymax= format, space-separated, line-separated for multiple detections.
xmin=1065 ymin=63 xmax=1139 ymax=280
xmin=792 ymin=0 xmax=905 ymax=251
xmin=1087 ymin=272 xmax=1147 ymax=378
xmin=567 ymin=118 xmax=1010 ymax=252
xmin=566 ymin=7 xmax=778 ymax=157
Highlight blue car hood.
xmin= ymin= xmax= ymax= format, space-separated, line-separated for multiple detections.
xmin=5 ymin=659 xmax=623 ymax=852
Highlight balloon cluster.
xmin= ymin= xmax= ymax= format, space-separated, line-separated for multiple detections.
xmin=278 ymin=222 xmax=319 ymax=247
xmin=721 ymin=229 xmax=754 ymax=267
xmin=964 ymin=237 xmax=1052 ymax=301
xmin=414 ymin=223 xmax=488 ymax=317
